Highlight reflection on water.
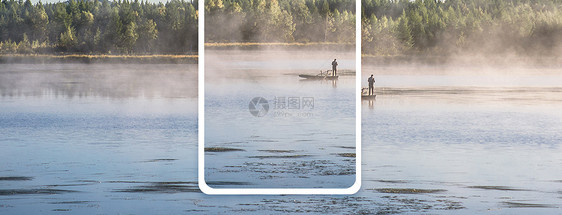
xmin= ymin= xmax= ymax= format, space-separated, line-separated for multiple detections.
xmin=0 ymin=64 xmax=197 ymax=99
xmin=0 ymin=64 xmax=199 ymax=213
xmin=1 ymin=61 xmax=562 ymax=214
xmin=362 ymin=97 xmax=376 ymax=109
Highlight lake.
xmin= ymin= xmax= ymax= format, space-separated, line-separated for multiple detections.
xmin=1 ymin=53 xmax=561 ymax=214
xmin=204 ymin=49 xmax=357 ymax=188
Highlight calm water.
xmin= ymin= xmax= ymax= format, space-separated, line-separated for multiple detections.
xmin=204 ymin=50 xmax=356 ymax=188
xmin=0 ymin=56 xmax=561 ymax=214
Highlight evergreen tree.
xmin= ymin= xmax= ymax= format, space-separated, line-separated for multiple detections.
xmin=58 ymin=26 xmax=77 ymax=51
xmin=397 ymin=10 xmax=413 ymax=49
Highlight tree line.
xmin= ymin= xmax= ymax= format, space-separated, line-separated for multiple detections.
xmin=0 ymin=0 xmax=197 ymax=54
xmin=1 ymin=0 xmax=356 ymax=54
xmin=362 ymin=0 xmax=562 ymax=56
xmin=3 ymin=0 xmax=561 ymax=56
xmin=205 ymin=0 xmax=356 ymax=43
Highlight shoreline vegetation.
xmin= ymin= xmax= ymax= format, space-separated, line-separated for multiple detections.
xmin=0 ymin=53 xmax=197 ymax=64
xmin=205 ymin=42 xmax=353 ymax=48
xmin=361 ymin=54 xmax=562 ymax=67
xmin=204 ymin=42 xmax=355 ymax=52
xmin=2 ymin=40 xmax=561 ymax=65
xmin=0 ymin=0 xmax=197 ymax=55
xmin=2 ymin=0 xmax=561 ymax=65
xmin=2 ymin=50 xmax=561 ymax=66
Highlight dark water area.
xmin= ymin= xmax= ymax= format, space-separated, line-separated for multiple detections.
xmin=1 ymin=55 xmax=561 ymax=214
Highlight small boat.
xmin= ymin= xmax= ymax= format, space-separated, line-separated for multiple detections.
xmin=362 ymin=94 xmax=376 ymax=99
xmin=299 ymin=74 xmax=338 ymax=80
xmin=361 ymin=87 xmax=376 ymax=99
xmin=299 ymin=70 xmax=338 ymax=80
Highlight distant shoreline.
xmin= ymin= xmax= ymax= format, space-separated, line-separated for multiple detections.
xmin=362 ymin=55 xmax=562 ymax=67
xmin=3 ymin=51 xmax=560 ymax=67
xmin=0 ymin=54 xmax=198 ymax=64
xmin=204 ymin=42 xmax=355 ymax=51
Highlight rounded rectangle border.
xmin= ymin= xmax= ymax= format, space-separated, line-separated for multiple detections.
xmin=198 ymin=0 xmax=361 ymax=195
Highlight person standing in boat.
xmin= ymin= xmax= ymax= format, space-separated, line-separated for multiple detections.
xmin=368 ymin=74 xmax=375 ymax=95
xmin=331 ymin=59 xmax=338 ymax=76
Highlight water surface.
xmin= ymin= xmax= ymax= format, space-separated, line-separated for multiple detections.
xmin=204 ymin=50 xmax=357 ymax=188
xmin=1 ymin=57 xmax=561 ymax=214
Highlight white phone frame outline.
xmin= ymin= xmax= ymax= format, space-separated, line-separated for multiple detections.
xmin=198 ymin=0 xmax=361 ymax=195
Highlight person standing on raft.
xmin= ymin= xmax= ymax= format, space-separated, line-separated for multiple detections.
xmin=331 ymin=59 xmax=338 ymax=76
xmin=368 ymin=74 xmax=375 ymax=95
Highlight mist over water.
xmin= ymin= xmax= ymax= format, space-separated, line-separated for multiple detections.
xmin=1 ymin=51 xmax=561 ymax=213
xmin=360 ymin=60 xmax=562 ymax=213
xmin=204 ymin=49 xmax=357 ymax=188
xmin=0 ymin=64 xmax=199 ymax=213
xmin=1 ymin=0 xmax=561 ymax=212
xmin=0 ymin=64 xmax=198 ymax=98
